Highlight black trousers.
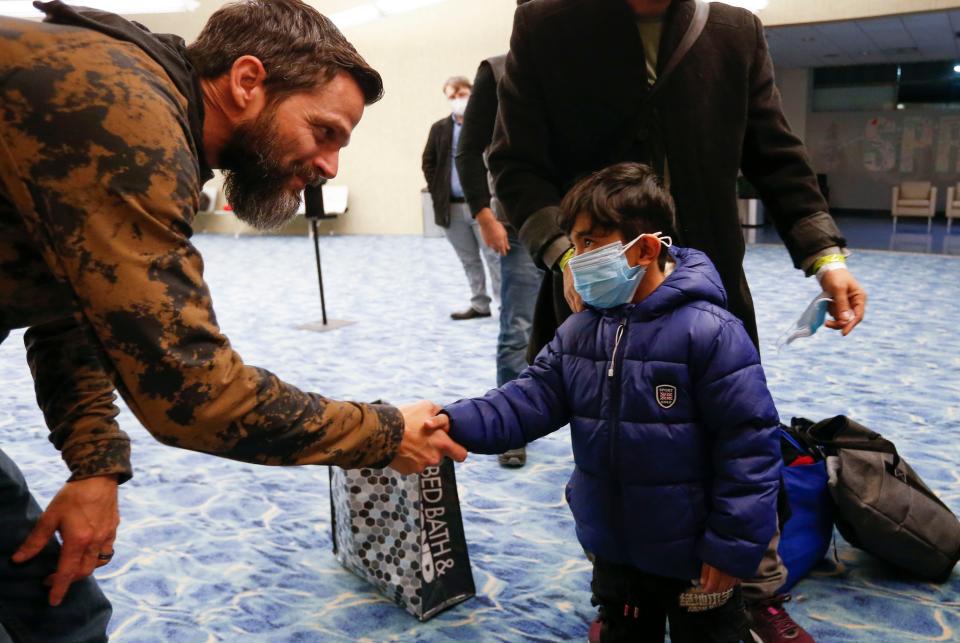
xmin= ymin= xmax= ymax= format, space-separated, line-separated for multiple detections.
xmin=591 ymin=559 xmax=750 ymax=643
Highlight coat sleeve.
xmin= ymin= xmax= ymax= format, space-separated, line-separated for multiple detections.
xmin=487 ymin=7 xmax=570 ymax=269
xmin=455 ymin=61 xmax=497 ymax=217
xmin=24 ymin=316 xmax=133 ymax=483
xmin=422 ymin=122 xmax=439 ymax=188
xmin=740 ymin=13 xmax=846 ymax=268
xmin=0 ymin=49 xmax=403 ymax=470
xmin=691 ymin=316 xmax=781 ymax=580
xmin=444 ymin=332 xmax=570 ymax=454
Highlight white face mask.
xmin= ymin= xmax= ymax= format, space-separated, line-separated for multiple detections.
xmin=450 ymin=96 xmax=469 ymax=117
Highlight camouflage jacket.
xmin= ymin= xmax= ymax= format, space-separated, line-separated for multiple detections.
xmin=0 ymin=9 xmax=404 ymax=483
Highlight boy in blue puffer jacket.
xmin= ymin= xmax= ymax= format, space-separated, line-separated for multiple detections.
xmin=429 ymin=163 xmax=782 ymax=642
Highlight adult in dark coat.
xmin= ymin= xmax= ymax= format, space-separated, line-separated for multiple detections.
xmin=489 ymin=0 xmax=866 ymax=358
xmin=488 ymin=0 xmax=865 ymax=640
xmin=423 ymin=77 xmax=501 ymax=320
xmin=422 ymin=117 xmax=455 ymax=229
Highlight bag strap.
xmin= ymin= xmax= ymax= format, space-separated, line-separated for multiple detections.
xmin=329 ymin=466 xmax=339 ymax=554
xmin=646 ymin=0 xmax=710 ymax=102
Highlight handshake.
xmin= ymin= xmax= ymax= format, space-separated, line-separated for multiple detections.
xmin=388 ymin=400 xmax=463 ymax=475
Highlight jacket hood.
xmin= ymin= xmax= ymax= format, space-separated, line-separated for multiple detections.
xmin=600 ymin=246 xmax=728 ymax=320
xmin=35 ymin=0 xmax=214 ymax=184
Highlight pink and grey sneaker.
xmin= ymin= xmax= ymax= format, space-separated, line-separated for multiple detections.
xmin=747 ymin=595 xmax=814 ymax=642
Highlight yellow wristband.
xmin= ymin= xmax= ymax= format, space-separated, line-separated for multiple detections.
xmin=811 ymin=253 xmax=846 ymax=274
xmin=557 ymin=246 xmax=575 ymax=271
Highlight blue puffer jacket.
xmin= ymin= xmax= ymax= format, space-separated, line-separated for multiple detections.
xmin=445 ymin=247 xmax=781 ymax=581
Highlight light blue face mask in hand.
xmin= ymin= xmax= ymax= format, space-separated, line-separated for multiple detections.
xmin=569 ymin=232 xmax=672 ymax=309
xmin=777 ymin=291 xmax=833 ymax=350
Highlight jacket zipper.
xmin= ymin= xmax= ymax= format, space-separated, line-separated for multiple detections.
xmin=608 ymin=318 xmax=628 ymax=481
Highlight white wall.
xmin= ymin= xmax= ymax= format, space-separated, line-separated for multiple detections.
xmin=775 ymin=68 xmax=811 ymax=143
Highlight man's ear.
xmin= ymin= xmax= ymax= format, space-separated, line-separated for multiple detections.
xmin=227 ymin=55 xmax=268 ymax=119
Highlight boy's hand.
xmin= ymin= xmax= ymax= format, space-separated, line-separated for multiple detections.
xmin=389 ymin=402 xmax=467 ymax=475
xmin=424 ymin=414 xmax=449 ymax=432
xmin=698 ymin=563 xmax=740 ymax=594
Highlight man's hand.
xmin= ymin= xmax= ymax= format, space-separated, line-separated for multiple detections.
xmin=476 ymin=208 xmax=510 ymax=256
xmin=562 ymin=261 xmax=584 ymax=313
xmin=819 ymin=268 xmax=867 ymax=336
xmin=12 ymin=475 xmax=119 ymax=607
xmin=389 ymin=401 xmax=468 ymax=475
xmin=698 ymin=562 xmax=740 ymax=594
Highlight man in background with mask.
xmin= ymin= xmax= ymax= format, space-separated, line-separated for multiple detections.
xmin=0 ymin=1 xmax=463 ymax=639
xmin=423 ymin=76 xmax=501 ymax=321
xmin=488 ymin=0 xmax=868 ymax=640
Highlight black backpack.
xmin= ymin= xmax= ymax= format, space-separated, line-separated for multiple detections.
xmin=793 ymin=415 xmax=960 ymax=582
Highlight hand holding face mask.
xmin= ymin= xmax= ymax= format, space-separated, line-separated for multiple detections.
xmin=777 ymin=291 xmax=833 ymax=350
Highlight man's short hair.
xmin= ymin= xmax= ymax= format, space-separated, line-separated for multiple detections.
xmin=559 ymin=163 xmax=676 ymax=269
xmin=187 ymin=0 xmax=383 ymax=105
xmin=442 ymin=76 xmax=473 ymax=94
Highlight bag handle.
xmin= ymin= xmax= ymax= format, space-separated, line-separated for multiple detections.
xmin=646 ymin=0 xmax=710 ymax=102
xmin=801 ymin=415 xmax=901 ymax=467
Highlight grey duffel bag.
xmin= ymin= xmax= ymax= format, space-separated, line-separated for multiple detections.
xmin=797 ymin=415 xmax=960 ymax=582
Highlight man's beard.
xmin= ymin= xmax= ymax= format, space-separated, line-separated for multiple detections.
xmin=218 ymin=109 xmax=320 ymax=230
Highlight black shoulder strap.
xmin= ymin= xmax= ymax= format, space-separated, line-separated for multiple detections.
xmin=647 ymin=0 xmax=709 ymax=102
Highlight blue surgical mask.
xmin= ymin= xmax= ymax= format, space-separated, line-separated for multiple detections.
xmin=778 ymin=291 xmax=832 ymax=350
xmin=569 ymin=232 xmax=672 ymax=309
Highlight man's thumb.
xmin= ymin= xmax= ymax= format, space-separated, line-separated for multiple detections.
xmin=12 ymin=513 xmax=56 ymax=563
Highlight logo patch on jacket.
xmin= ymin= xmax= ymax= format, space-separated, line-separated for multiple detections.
xmin=656 ymin=385 xmax=677 ymax=409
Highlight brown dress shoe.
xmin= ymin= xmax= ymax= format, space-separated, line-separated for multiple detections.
xmin=450 ymin=307 xmax=492 ymax=320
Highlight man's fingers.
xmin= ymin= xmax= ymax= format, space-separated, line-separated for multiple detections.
xmin=843 ymin=288 xmax=867 ymax=336
xmin=434 ymin=433 xmax=468 ymax=463
xmin=12 ymin=512 xmax=58 ymax=563
xmin=829 ymin=287 xmax=852 ymax=324
xmin=78 ymin=542 xmax=100 ymax=578
xmin=93 ymin=530 xmax=116 ymax=569
xmin=48 ymin=537 xmax=87 ymax=606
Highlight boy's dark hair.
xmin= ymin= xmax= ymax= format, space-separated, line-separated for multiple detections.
xmin=559 ymin=163 xmax=676 ymax=270
xmin=187 ymin=0 xmax=383 ymax=106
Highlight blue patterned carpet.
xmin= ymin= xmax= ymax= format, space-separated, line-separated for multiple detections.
xmin=1 ymin=233 xmax=959 ymax=642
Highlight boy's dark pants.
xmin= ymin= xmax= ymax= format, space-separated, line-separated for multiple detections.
xmin=591 ymin=559 xmax=750 ymax=643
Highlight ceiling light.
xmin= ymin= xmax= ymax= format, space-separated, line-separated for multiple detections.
xmin=896 ymin=103 xmax=905 ymax=110
xmin=707 ymin=0 xmax=768 ymax=12
xmin=0 ymin=0 xmax=198 ymax=17
xmin=954 ymin=64 xmax=960 ymax=74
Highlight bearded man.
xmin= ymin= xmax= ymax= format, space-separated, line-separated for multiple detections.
xmin=0 ymin=1 xmax=465 ymax=639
